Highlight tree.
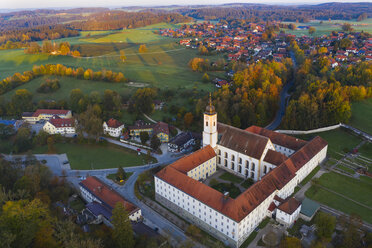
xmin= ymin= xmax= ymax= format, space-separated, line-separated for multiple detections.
xmin=72 ymin=50 xmax=81 ymax=57
xmin=47 ymin=136 xmax=55 ymax=154
xmin=120 ymin=50 xmax=126 ymax=62
xmin=14 ymin=126 xmax=32 ymax=153
xmin=138 ymin=44 xmax=148 ymax=53
xmin=202 ymin=73 xmax=210 ymax=83
xmin=315 ymin=212 xmax=336 ymax=242
xmin=232 ymin=115 xmax=241 ymax=128
xmin=111 ymin=202 xmax=135 ymax=248
xmin=357 ymin=13 xmax=368 ymax=22
xmin=0 ymin=124 xmax=15 ymax=139
xmin=69 ymin=88 xmax=84 ymax=113
xmin=340 ymin=214 xmax=363 ymax=248
xmin=184 ymin=112 xmax=194 ymax=127
xmin=150 ymin=135 xmax=161 ymax=151
xmin=342 ymin=23 xmax=353 ymax=32
xmin=279 ymin=236 xmax=301 ymax=248
xmin=77 ymin=105 xmax=103 ymax=141
xmin=186 ymin=225 xmax=201 ymax=239
xmin=309 ymin=27 xmax=316 ymax=35
xmin=140 ymin=131 xmax=149 ymax=145
xmin=132 ymin=88 xmax=157 ymax=114
xmin=116 ymin=167 xmax=126 ymax=181
xmin=11 ymin=89 xmax=33 ymax=116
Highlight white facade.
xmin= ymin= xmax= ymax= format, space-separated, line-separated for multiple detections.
xmin=43 ymin=121 xmax=76 ymax=135
xmin=276 ymin=206 xmax=301 ymax=226
xmin=103 ymin=122 xmax=124 ymax=137
xmin=154 ymin=106 xmax=328 ymax=247
xmin=187 ymin=157 xmax=217 ymax=180
xmin=203 ymin=112 xmax=218 ymax=148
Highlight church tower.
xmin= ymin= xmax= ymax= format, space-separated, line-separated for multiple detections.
xmin=203 ymin=93 xmax=218 ymax=148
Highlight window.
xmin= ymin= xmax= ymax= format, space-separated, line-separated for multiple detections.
xmin=206 ymin=121 xmax=208 ymax=126
xmin=252 ymin=163 xmax=255 ymax=171
xmin=225 ymin=152 xmax=228 ymax=158
xmin=232 ymin=155 xmax=235 ymax=161
xmin=246 ymin=161 xmax=249 ymax=169
xmin=213 ymin=122 xmax=216 ymax=126
xmin=239 ymin=158 xmax=242 ymax=164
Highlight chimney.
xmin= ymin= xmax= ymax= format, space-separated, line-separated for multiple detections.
xmin=224 ymin=192 xmax=229 ymax=200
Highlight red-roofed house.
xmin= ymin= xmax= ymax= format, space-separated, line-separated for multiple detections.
xmin=103 ymin=118 xmax=124 ymax=137
xmin=43 ymin=116 xmax=76 ymax=135
xmin=22 ymin=109 xmax=72 ymax=123
xmin=79 ymin=176 xmax=141 ymax=222
xmin=276 ymin=198 xmax=301 ymax=226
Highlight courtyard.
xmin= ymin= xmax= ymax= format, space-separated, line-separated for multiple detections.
xmin=203 ymin=169 xmax=255 ymax=198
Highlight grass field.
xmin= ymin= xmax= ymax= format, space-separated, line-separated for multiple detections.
xmin=1 ymin=75 xmax=135 ymax=102
xmin=297 ymin=128 xmax=363 ymax=159
xmin=305 ymin=171 xmax=372 ymax=223
xmin=350 ymin=98 xmax=372 ymax=135
xmin=219 ymin=171 xmax=244 ymax=184
xmin=32 ymin=143 xmax=156 ymax=170
xmin=282 ymin=18 xmax=372 ymax=37
xmin=0 ymin=22 xmax=220 ymax=100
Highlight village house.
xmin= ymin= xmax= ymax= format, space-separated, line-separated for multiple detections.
xmin=42 ymin=115 xmax=75 ymax=135
xmin=168 ymin=131 xmax=196 ymax=153
xmin=22 ymin=109 xmax=72 ymax=124
xmin=103 ymin=118 xmax=124 ymax=138
xmin=79 ymin=176 xmax=141 ymax=225
xmin=128 ymin=120 xmax=169 ymax=143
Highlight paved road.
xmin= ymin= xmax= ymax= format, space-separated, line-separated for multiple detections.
xmin=265 ymin=52 xmax=297 ymax=130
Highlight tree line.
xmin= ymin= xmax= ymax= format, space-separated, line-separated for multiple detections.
xmin=70 ymin=11 xmax=191 ymax=31
xmin=24 ymin=41 xmax=81 ymax=56
xmin=0 ymin=64 xmax=126 ymax=95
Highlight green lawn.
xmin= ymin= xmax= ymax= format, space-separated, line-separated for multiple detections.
xmin=1 ymin=75 xmax=135 ymax=103
xmin=336 ymin=164 xmax=355 ymax=174
xmin=297 ymin=129 xmax=363 ymax=159
xmin=305 ymin=171 xmax=372 ymax=223
xmin=32 ymin=143 xmax=156 ymax=170
xmin=281 ymin=18 xmax=372 ymax=37
xmin=359 ymin=142 xmax=372 ymax=160
xmin=300 ymin=166 xmax=320 ymax=186
xmin=211 ymin=182 xmax=241 ymax=199
xmin=350 ymin=98 xmax=372 ymax=135
xmin=219 ymin=172 xmax=244 ymax=184
xmin=240 ymin=231 xmax=258 ymax=248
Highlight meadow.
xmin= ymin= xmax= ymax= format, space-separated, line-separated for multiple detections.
xmin=282 ymin=18 xmax=372 ymax=37
xmin=0 ymin=22 xmax=220 ymax=101
xmin=350 ymin=98 xmax=372 ymax=135
xmin=305 ymin=172 xmax=372 ymax=223
xmin=32 ymin=143 xmax=156 ymax=170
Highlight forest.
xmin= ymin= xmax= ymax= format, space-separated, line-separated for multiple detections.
xmin=176 ymin=2 xmax=371 ymax=22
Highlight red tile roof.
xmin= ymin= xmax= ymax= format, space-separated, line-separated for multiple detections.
xmin=33 ymin=109 xmax=70 ymax=117
xmin=170 ymin=145 xmax=216 ymax=174
xmin=156 ymin=127 xmax=327 ymax=222
xmin=49 ymin=117 xmax=74 ymax=128
xmin=278 ymin=198 xmax=301 ymax=215
xmin=106 ymin=118 xmax=123 ymax=128
xmin=153 ymin=122 xmax=169 ymax=135
xmin=245 ymin=126 xmax=307 ymax=151
xmin=218 ymin=123 xmax=269 ymax=160
xmin=80 ymin=176 xmax=138 ymax=214
xmin=268 ymin=202 xmax=276 ymax=212
xmin=264 ymin=150 xmax=288 ymax=166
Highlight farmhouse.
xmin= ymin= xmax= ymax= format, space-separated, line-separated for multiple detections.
xmin=79 ymin=176 xmax=141 ymax=224
xmin=43 ymin=116 xmax=76 ymax=135
xmin=103 ymin=118 xmax=124 ymax=137
xmin=154 ymin=96 xmax=327 ymax=247
xmin=22 ymin=109 xmax=72 ymax=124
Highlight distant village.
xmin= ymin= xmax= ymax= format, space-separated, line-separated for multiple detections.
xmin=160 ymin=21 xmax=372 ymax=71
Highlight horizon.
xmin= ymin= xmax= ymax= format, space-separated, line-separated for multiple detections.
xmin=1 ymin=0 xmax=371 ymax=11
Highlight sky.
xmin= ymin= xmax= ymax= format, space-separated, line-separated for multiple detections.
xmin=1 ymin=0 xmax=371 ymax=10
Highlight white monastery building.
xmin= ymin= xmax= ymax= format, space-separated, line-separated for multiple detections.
xmin=154 ymin=96 xmax=328 ymax=247
xmin=103 ymin=118 xmax=125 ymax=137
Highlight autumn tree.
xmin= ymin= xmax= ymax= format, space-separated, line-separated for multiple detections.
xmin=342 ymin=23 xmax=353 ymax=32
xmin=120 ymin=50 xmax=126 ymax=62
xmin=202 ymin=73 xmax=210 ymax=83
xmin=116 ymin=167 xmax=126 ymax=181
xmin=111 ymin=202 xmax=135 ymax=248
xmin=184 ymin=112 xmax=194 ymax=127
xmin=138 ymin=44 xmax=148 ymax=53
xmin=308 ymin=26 xmax=316 ymax=35
xmin=131 ymin=88 xmax=157 ymax=114
xmin=279 ymin=236 xmax=301 ymax=248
